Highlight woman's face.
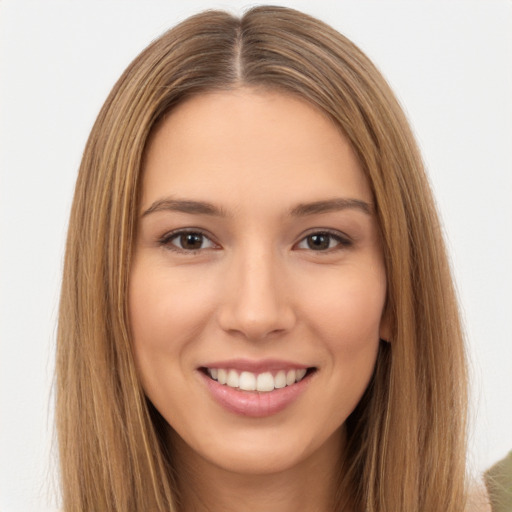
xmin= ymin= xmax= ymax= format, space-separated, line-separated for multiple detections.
xmin=130 ymin=89 xmax=388 ymax=475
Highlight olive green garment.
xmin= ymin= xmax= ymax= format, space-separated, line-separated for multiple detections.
xmin=485 ymin=450 xmax=512 ymax=512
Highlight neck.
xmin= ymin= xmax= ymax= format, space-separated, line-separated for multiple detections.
xmin=168 ymin=427 xmax=350 ymax=512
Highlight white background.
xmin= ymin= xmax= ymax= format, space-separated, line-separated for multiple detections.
xmin=1 ymin=1 xmax=511 ymax=511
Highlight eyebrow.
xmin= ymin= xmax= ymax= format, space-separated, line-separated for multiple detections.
xmin=142 ymin=198 xmax=229 ymax=217
xmin=289 ymin=198 xmax=373 ymax=216
xmin=141 ymin=196 xmax=373 ymax=218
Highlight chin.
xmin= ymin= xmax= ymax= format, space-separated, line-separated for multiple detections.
xmin=169 ymin=419 xmax=345 ymax=478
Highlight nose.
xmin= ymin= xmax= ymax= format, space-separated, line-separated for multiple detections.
xmin=217 ymin=247 xmax=296 ymax=341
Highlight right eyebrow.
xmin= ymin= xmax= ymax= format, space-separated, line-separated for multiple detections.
xmin=141 ymin=198 xmax=229 ymax=218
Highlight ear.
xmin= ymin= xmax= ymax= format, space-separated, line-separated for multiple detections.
xmin=379 ymin=303 xmax=392 ymax=343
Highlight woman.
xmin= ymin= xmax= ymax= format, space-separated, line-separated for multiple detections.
xmin=56 ymin=6 xmax=479 ymax=511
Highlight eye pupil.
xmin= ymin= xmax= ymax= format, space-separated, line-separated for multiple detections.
xmin=307 ymin=234 xmax=330 ymax=250
xmin=180 ymin=233 xmax=203 ymax=250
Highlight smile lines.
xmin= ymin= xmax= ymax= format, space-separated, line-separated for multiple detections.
xmin=204 ymin=367 xmax=311 ymax=392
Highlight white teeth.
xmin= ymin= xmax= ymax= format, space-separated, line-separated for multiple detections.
xmin=239 ymin=371 xmax=256 ymax=391
xmin=286 ymin=369 xmax=296 ymax=386
xmin=217 ymin=368 xmax=227 ymax=385
xmin=227 ymin=369 xmax=239 ymax=388
xmin=274 ymin=370 xmax=286 ymax=389
xmin=206 ymin=367 xmax=310 ymax=392
xmin=296 ymin=368 xmax=307 ymax=381
xmin=256 ymin=372 xmax=275 ymax=392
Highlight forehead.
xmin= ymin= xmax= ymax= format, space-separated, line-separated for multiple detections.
xmin=140 ymin=88 xmax=371 ymax=212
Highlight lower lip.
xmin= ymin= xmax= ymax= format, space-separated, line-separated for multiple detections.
xmin=200 ymin=371 xmax=313 ymax=418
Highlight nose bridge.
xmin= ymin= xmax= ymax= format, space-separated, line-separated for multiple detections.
xmin=218 ymin=241 xmax=295 ymax=340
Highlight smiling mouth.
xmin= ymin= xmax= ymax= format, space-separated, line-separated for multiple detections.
xmin=200 ymin=367 xmax=317 ymax=392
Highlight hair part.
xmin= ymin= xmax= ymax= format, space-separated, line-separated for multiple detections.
xmin=57 ymin=6 xmax=468 ymax=511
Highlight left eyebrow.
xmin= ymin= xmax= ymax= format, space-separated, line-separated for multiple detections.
xmin=289 ymin=198 xmax=373 ymax=216
xmin=141 ymin=198 xmax=230 ymax=218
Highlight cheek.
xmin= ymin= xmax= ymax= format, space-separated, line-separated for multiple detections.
xmin=302 ymin=264 xmax=387 ymax=347
xmin=302 ymin=267 xmax=386 ymax=421
xmin=128 ymin=262 xmax=213 ymax=398
xmin=128 ymin=261 xmax=219 ymax=417
xmin=129 ymin=263 xmax=212 ymax=349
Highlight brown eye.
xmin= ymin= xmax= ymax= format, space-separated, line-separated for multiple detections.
xmin=162 ymin=231 xmax=216 ymax=252
xmin=306 ymin=234 xmax=331 ymax=250
xmin=296 ymin=231 xmax=351 ymax=252
xmin=179 ymin=233 xmax=204 ymax=250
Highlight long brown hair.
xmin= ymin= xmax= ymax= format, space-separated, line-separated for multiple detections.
xmin=56 ymin=6 xmax=468 ymax=511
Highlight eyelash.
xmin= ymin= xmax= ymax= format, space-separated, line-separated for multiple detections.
xmin=158 ymin=229 xmax=218 ymax=254
xmin=158 ymin=229 xmax=352 ymax=254
xmin=296 ymin=230 xmax=352 ymax=252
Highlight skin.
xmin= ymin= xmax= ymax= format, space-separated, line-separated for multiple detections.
xmin=129 ymin=88 xmax=389 ymax=512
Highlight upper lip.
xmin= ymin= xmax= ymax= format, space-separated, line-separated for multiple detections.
xmin=199 ymin=358 xmax=312 ymax=373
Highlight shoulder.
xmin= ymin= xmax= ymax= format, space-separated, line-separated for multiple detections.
xmin=484 ymin=450 xmax=512 ymax=512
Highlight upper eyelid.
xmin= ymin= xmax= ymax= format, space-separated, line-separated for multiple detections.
xmin=159 ymin=228 xmax=214 ymax=242
xmin=296 ymin=228 xmax=352 ymax=243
